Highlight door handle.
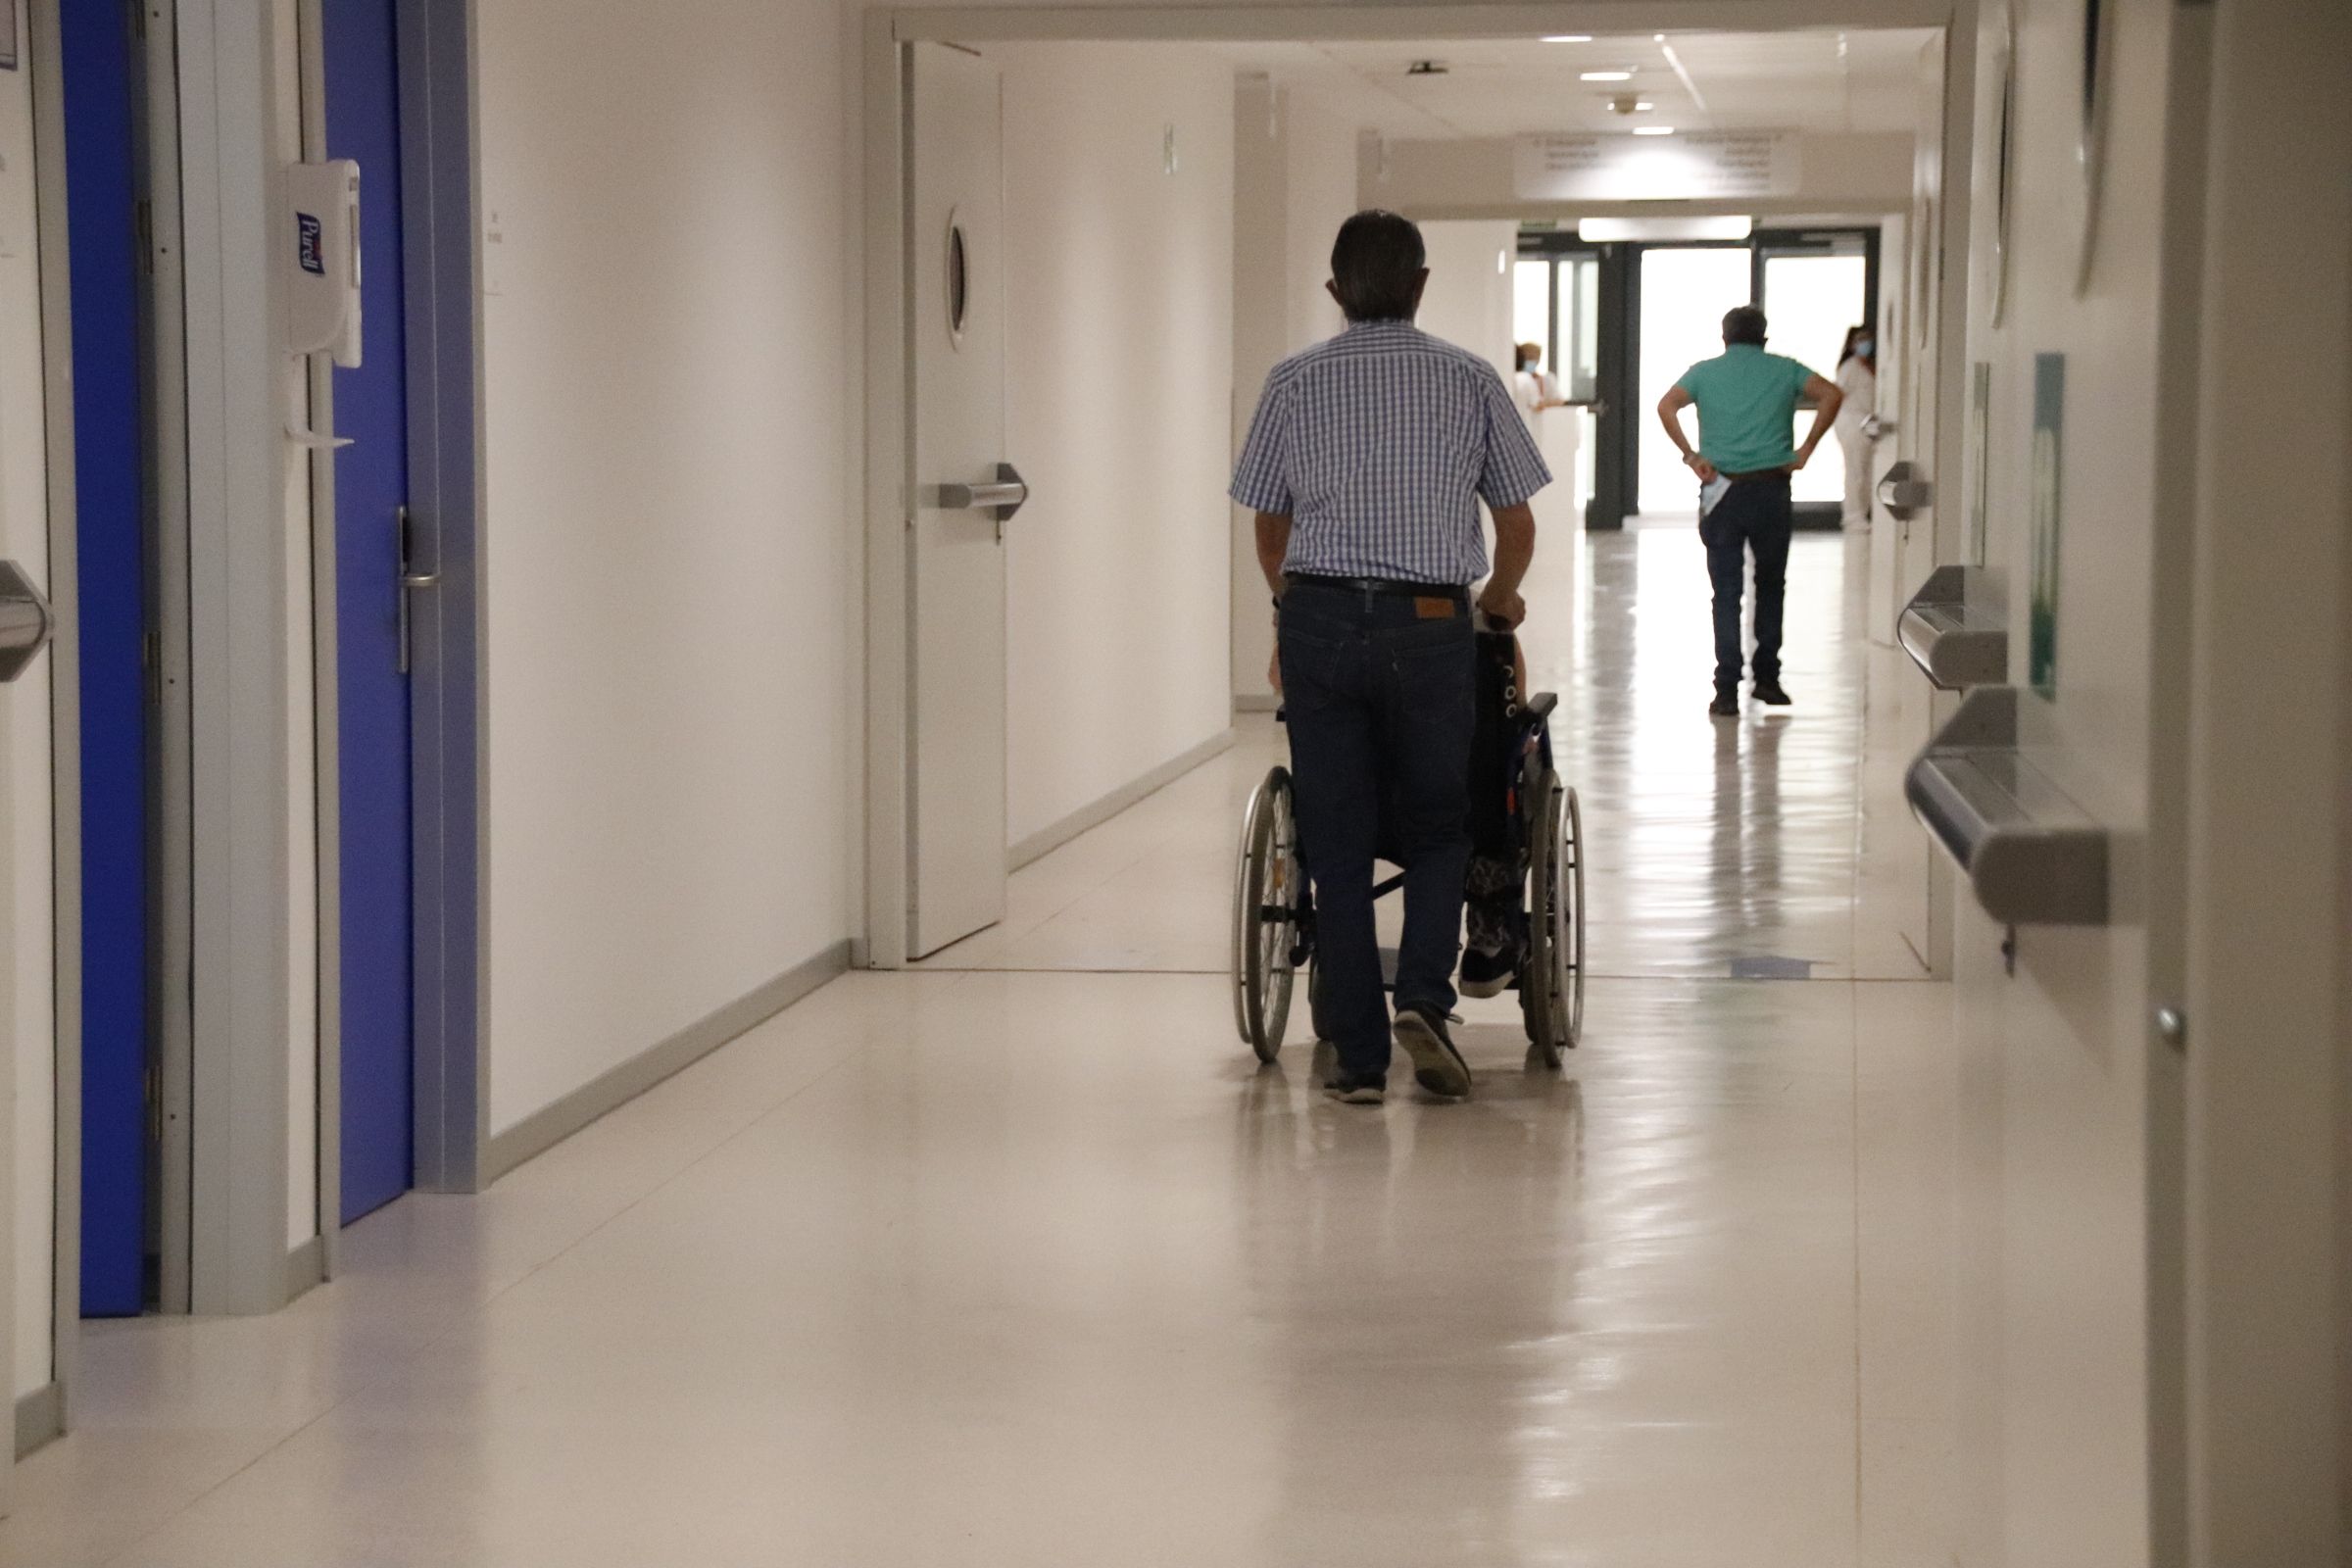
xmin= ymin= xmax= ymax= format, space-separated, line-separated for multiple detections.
xmin=935 ymin=462 xmax=1029 ymax=537
xmin=0 ymin=561 xmax=56 ymax=683
xmin=284 ymin=421 xmax=355 ymax=451
xmin=396 ymin=507 xmax=440 ymax=674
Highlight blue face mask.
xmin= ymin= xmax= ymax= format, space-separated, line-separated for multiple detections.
xmin=1854 ymin=338 xmax=1875 ymax=357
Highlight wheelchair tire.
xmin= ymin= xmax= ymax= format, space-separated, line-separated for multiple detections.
xmin=1522 ymin=769 xmax=1587 ymax=1065
xmin=1232 ymin=766 xmax=1302 ymax=1061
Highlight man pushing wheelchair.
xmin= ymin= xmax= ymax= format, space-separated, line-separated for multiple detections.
xmin=1231 ymin=210 xmax=1551 ymax=1105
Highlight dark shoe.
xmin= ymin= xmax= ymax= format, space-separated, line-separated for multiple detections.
xmin=1459 ymin=947 xmax=1515 ymax=1000
xmin=1323 ymin=1075 xmax=1386 ymax=1106
xmin=1753 ymin=679 xmax=1791 ymax=706
xmin=1709 ymin=689 xmax=1740 ymax=717
xmin=1393 ymin=1004 xmax=1473 ymax=1099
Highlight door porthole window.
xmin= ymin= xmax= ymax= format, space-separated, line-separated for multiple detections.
xmin=2073 ymin=0 xmax=2118 ymax=294
xmin=1989 ymin=0 xmax=2019 ymax=326
xmin=946 ymin=212 xmax=970 ymax=347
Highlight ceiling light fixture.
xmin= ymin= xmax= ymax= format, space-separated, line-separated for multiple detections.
xmin=1633 ymin=125 xmax=1676 ymax=135
xmin=1579 ymin=70 xmax=1634 ymax=81
xmin=1635 ymin=100 xmax=1655 ymax=111
xmin=1653 ymin=32 xmax=1667 ymax=42
xmin=1542 ymin=33 xmax=1592 ymax=43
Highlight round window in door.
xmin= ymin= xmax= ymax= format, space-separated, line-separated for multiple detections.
xmin=946 ymin=210 xmax=970 ymax=347
xmin=2073 ymin=0 xmax=2119 ymax=293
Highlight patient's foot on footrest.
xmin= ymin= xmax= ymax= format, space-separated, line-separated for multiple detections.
xmin=1459 ymin=947 xmax=1514 ymax=1000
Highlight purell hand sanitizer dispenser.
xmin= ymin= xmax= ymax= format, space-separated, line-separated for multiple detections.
xmin=283 ymin=160 xmax=362 ymax=367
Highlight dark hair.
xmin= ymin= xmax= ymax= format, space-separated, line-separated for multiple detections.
xmin=1838 ymin=324 xmax=1875 ymax=367
xmin=1722 ymin=305 xmax=1769 ymax=347
xmin=1331 ymin=211 xmax=1427 ymax=322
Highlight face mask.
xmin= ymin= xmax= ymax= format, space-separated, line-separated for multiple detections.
xmin=1854 ymin=338 xmax=1875 ymax=356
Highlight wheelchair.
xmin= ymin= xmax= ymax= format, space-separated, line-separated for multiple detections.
xmin=1232 ymin=621 xmax=1587 ymax=1069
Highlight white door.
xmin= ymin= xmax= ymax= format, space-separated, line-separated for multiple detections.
xmin=0 ymin=34 xmax=62 ymax=1469
xmin=906 ymin=43 xmax=1011 ymax=958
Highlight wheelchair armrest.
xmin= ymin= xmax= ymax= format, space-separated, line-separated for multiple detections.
xmin=1523 ymin=692 xmax=1559 ymax=722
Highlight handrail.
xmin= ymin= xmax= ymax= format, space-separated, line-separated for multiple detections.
xmin=1904 ymin=687 xmax=2109 ymax=926
xmin=1898 ymin=565 xmax=2009 ymax=690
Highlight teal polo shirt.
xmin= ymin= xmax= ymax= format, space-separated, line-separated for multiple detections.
xmin=1675 ymin=345 xmax=1818 ymax=473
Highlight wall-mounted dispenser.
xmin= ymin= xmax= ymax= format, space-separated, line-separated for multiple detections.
xmin=282 ymin=160 xmax=362 ymax=367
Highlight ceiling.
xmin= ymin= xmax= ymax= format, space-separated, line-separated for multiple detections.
xmin=1212 ymin=29 xmax=1936 ymax=141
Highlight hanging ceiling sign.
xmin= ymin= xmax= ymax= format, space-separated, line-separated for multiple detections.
xmin=1513 ymin=132 xmax=1801 ymax=202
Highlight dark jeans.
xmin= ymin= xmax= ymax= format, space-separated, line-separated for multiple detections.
xmin=1699 ymin=474 xmax=1795 ymax=691
xmin=1280 ymin=582 xmax=1475 ymax=1086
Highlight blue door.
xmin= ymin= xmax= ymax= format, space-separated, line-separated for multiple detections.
xmin=325 ymin=0 xmax=415 ymax=1223
xmin=64 ymin=0 xmax=153 ymax=1317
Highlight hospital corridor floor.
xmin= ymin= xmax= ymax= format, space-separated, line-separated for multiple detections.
xmin=4 ymin=529 xmax=1960 ymax=1567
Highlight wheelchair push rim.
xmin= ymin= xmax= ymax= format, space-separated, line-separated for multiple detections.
xmin=1521 ymin=765 xmax=1586 ymax=1066
xmin=1232 ymin=766 xmax=1303 ymax=1061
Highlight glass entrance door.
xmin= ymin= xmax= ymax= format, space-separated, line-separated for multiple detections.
xmin=1636 ymin=246 xmax=1754 ymax=522
xmin=1755 ymin=231 xmax=1875 ymax=517
xmin=1512 ymin=246 xmax=1604 ymax=520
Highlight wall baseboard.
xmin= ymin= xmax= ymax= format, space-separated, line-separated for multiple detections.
xmin=283 ymin=1236 xmax=325 ymax=1306
xmin=482 ymin=941 xmax=854 ymax=1186
xmin=15 ymin=1382 xmax=62 ymax=1459
xmin=1007 ymin=726 xmax=1236 ymax=872
xmin=1231 ymin=694 xmax=1279 ymax=713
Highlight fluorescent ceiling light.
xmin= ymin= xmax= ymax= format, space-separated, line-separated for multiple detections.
xmin=1580 ymin=70 xmax=1634 ymax=81
xmin=1579 ymin=216 xmax=1754 ymax=243
xmin=1634 ymin=100 xmax=1655 ymax=111
xmin=1542 ymin=33 xmax=1592 ymax=42
xmin=1633 ymin=125 xmax=1676 ymax=136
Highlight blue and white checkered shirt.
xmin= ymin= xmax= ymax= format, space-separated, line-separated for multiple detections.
xmin=1230 ymin=320 xmax=1551 ymax=585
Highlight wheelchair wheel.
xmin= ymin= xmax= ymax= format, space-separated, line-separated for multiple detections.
xmin=1232 ymin=767 xmax=1303 ymax=1061
xmin=1522 ymin=770 xmax=1587 ymax=1066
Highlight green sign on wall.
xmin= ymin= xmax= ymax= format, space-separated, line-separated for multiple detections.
xmin=2030 ymin=354 xmax=2064 ymax=698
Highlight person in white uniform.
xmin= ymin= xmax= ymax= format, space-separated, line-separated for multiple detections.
xmin=1514 ymin=342 xmax=1566 ymax=437
xmin=1832 ymin=326 xmax=1878 ymax=531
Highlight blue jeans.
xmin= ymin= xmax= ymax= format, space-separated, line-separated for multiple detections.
xmin=1699 ymin=474 xmax=1794 ymax=690
xmin=1279 ymin=582 xmax=1475 ymax=1086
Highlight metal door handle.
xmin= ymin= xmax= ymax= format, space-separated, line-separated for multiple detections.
xmin=1863 ymin=415 xmax=1896 ymax=440
xmin=396 ymin=507 xmax=440 ymax=674
xmin=939 ymin=482 xmax=1025 ymax=509
xmin=284 ymin=422 xmax=356 ymax=451
xmin=935 ymin=462 xmax=1029 ymax=528
xmin=0 ymin=561 xmax=56 ymax=683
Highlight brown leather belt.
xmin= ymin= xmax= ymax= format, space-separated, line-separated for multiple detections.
xmin=1286 ymin=573 xmax=1468 ymax=601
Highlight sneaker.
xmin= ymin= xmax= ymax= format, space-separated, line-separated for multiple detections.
xmin=1323 ymin=1076 xmax=1386 ymax=1106
xmin=1459 ymin=947 xmax=1515 ymax=1000
xmin=1393 ymin=1004 xmax=1473 ymax=1100
xmin=1753 ymin=679 xmax=1792 ymax=706
xmin=1709 ymin=689 xmax=1740 ymax=717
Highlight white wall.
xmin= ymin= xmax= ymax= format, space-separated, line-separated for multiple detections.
xmin=1229 ymin=84 xmax=1359 ymax=705
xmin=0 ymin=39 xmax=55 ymax=1405
xmin=997 ymin=43 xmax=1235 ymax=850
xmin=1412 ymin=220 xmax=1516 ymax=380
xmin=477 ymin=0 xmax=854 ymax=1134
xmin=1946 ymin=0 xmax=2188 ymax=1556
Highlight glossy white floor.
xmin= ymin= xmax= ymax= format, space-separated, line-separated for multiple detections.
xmin=4 ymin=528 xmax=1958 ymax=1567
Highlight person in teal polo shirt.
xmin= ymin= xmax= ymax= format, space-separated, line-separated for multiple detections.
xmin=1656 ymin=305 xmax=1844 ymax=716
